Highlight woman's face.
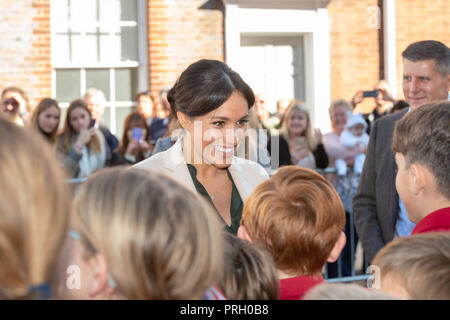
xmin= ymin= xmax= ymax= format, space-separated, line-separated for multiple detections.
xmin=181 ymin=91 xmax=249 ymax=169
xmin=137 ymin=96 xmax=153 ymax=118
xmin=330 ymin=105 xmax=348 ymax=134
xmin=69 ymin=107 xmax=90 ymax=133
xmin=287 ymin=108 xmax=308 ymax=137
xmin=38 ymin=106 xmax=60 ymax=133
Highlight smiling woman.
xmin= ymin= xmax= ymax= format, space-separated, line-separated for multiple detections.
xmin=134 ymin=59 xmax=269 ymax=235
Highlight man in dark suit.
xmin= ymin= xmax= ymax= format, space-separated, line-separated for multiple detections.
xmin=353 ymin=40 xmax=450 ymax=263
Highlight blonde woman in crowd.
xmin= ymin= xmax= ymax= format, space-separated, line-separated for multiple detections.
xmin=61 ymin=167 xmax=224 ymax=299
xmin=31 ymin=98 xmax=61 ymax=145
xmin=56 ymin=99 xmax=108 ymax=178
xmin=278 ymin=100 xmax=328 ymax=169
xmin=0 ymin=119 xmax=70 ymax=299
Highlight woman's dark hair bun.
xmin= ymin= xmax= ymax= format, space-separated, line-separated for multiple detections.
xmin=167 ymin=59 xmax=254 ymax=119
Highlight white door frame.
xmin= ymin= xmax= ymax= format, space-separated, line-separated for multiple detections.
xmin=225 ymin=5 xmax=331 ymax=132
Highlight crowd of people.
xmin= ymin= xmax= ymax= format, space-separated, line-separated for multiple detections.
xmin=0 ymin=40 xmax=449 ymax=300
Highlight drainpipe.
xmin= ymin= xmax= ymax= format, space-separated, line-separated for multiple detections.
xmin=383 ymin=0 xmax=397 ymax=98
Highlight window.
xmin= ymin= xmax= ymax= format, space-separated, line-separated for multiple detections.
xmin=51 ymin=0 xmax=147 ymax=138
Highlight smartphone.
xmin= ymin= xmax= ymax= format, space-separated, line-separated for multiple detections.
xmin=132 ymin=127 xmax=143 ymax=140
xmin=2 ymin=97 xmax=19 ymax=112
xmin=89 ymin=119 xmax=96 ymax=128
xmin=362 ymin=90 xmax=378 ymax=98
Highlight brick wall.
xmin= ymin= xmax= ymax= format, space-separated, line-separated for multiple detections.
xmin=0 ymin=0 xmax=51 ymax=111
xmin=148 ymin=0 xmax=224 ymax=97
xmin=328 ymin=0 xmax=381 ymax=113
xmin=395 ymin=0 xmax=450 ymax=99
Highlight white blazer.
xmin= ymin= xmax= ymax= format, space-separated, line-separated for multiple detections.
xmin=133 ymin=136 xmax=269 ymax=202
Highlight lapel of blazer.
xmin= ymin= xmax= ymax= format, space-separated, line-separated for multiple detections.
xmin=228 ymin=158 xmax=254 ymax=203
xmin=161 ymin=137 xmax=196 ymax=192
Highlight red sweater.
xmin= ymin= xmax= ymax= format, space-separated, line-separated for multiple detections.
xmin=412 ymin=207 xmax=450 ymax=235
xmin=279 ymin=275 xmax=324 ymax=300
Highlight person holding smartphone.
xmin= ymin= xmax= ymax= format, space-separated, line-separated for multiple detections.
xmin=56 ymin=99 xmax=107 ymax=178
xmin=115 ymin=112 xmax=152 ymax=165
xmin=351 ymin=80 xmax=397 ymax=133
xmin=1 ymin=87 xmax=30 ymax=126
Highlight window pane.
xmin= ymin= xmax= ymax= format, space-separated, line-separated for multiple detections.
xmin=53 ymin=34 xmax=70 ymax=64
xmin=115 ymin=68 xmax=138 ymax=101
xmin=120 ymin=26 xmax=138 ymax=61
xmin=115 ymin=106 xmax=133 ymax=141
xmin=99 ymin=0 xmax=120 ymax=23
xmin=70 ymin=0 xmax=96 ymax=24
xmin=120 ymin=0 xmax=137 ymax=21
xmin=55 ymin=69 xmax=80 ymax=103
xmin=86 ymin=69 xmax=110 ymax=100
xmin=99 ymin=34 xmax=114 ymax=62
xmin=52 ymin=0 xmax=69 ymax=33
xmin=71 ymin=34 xmax=98 ymax=63
xmin=99 ymin=106 xmax=111 ymax=129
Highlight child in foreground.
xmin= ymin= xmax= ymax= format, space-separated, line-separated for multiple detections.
xmin=239 ymin=166 xmax=346 ymax=299
xmin=63 ymin=167 xmax=224 ymax=299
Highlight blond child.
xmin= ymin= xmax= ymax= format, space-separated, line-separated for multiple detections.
xmin=372 ymin=232 xmax=450 ymax=300
xmin=64 ymin=167 xmax=224 ymax=299
xmin=0 ymin=119 xmax=70 ymax=299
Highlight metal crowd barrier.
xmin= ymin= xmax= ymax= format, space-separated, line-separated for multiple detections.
xmin=67 ymin=167 xmax=370 ymax=285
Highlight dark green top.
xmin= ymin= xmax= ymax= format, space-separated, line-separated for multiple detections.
xmin=187 ymin=164 xmax=243 ymax=235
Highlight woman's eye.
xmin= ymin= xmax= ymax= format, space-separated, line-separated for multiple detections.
xmin=212 ymin=121 xmax=225 ymax=127
xmin=237 ymin=119 xmax=248 ymax=126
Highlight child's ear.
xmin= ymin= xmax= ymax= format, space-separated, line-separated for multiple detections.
xmin=87 ymin=253 xmax=109 ymax=298
xmin=237 ymin=226 xmax=253 ymax=243
xmin=409 ymin=164 xmax=426 ymax=195
xmin=327 ymin=231 xmax=346 ymax=263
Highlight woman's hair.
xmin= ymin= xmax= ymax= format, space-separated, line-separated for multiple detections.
xmin=219 ymin=233 xmax=279 ymax=300
xmin=31 ymin=98 xmax=61 ymax=144
xmin=328 ymin=99 xmax=351 ymax=117
xmin=241 ymin=166 xmax=345 ymax=276
xmin=280 ymin=100 xmax=317 ymax=151
xmin=118 ymin=112 xmax=151 ymax=160
xmin=167 ymin=59 xmax=255 ymax=119
xmin=57 ymin=99 xmax=101 ymax=154
xmin=135 ymin=91 xmax=155 ymax=104
xmin=0 ymin=119 xmax=70 ymax=299
xmin=1 ymin=86 xmax=30 ymax=112
xmin=73 ymin=167 xmax=224 ymax=299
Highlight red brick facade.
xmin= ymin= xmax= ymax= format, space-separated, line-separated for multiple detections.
xmin=0 ymin=0 xmax=51 ymax=109
xmin=148 ymin=0 xmax=224 ymax=97
xmin=0 ymin=0 xmax=448 ymax=112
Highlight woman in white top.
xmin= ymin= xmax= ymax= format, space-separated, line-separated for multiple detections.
xmin=135 ymin=59 xmax=269 ymax=234
xmin=56 ymin=99 xmax=107 ymax=179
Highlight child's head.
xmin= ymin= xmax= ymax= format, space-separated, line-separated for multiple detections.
xmin=0 ymin=119 xmax=70 ymax=299
xmin=345 ymin=112 xmax=367 ymax=137
xmin=392 ymin=101 xmax=450 ymax=222
xmin=303 ymin=283 xmax=397 ymax=300
xmin=219 ymin=233 xmax=279 ymax=300
xmin=372 ymin=232 xmax=450 ymax=300
xmin=70 ymin=167 xmax=224 ymax=299
xmin=239 ymin=166 xmax=346 ymax=277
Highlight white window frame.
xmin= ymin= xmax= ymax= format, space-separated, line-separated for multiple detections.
xmin=50 ymin=0 xmax=148 ymax=135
